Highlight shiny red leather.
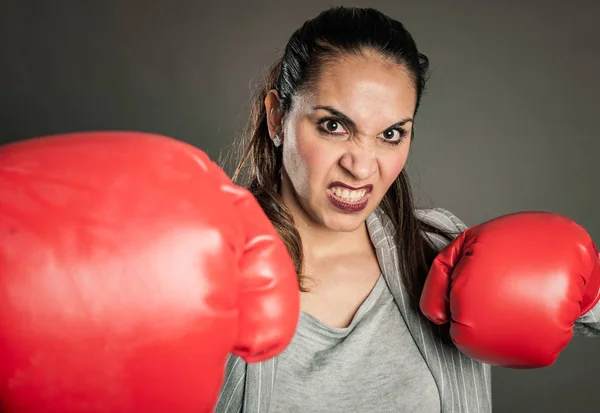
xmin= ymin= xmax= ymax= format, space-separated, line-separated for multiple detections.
xmin=420 ymin=211 xmax=600 ymax=368
xmin=0 ymin=131 xmax=300 ymax=413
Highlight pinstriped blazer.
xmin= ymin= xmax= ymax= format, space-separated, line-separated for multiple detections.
xmin=215 ymin=207 xmax=600 ymax=413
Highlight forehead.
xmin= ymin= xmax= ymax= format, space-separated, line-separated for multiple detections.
xmin=295 ymin=53 xmax=417 ymax=127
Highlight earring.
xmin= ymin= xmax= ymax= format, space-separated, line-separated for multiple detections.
xmin=273 ymin=134 xmax=282 ymax=147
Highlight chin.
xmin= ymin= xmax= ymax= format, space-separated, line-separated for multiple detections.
xmin=298 ymin=194 xmax=377 ymax=232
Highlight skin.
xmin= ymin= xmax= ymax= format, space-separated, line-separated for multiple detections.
xmin=265 ymin=51 xmax=418 ymax=327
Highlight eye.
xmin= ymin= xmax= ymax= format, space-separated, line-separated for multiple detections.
xmin=319 ymin=119 xmax=347 ymax=135
xmin=378 ymin=128 xmax=406 ymax=143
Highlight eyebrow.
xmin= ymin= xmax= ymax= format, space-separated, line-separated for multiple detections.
xmin=312 ymin=105 xmax=413 ymax=131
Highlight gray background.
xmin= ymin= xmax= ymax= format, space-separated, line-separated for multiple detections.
xmin=2 ymin=0 xmax=599 ymax=411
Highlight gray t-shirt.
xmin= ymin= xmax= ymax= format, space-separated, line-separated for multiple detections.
xmin=269 ymin=275 xmax=440 ymax=413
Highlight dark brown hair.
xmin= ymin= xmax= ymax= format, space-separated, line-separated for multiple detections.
xmin=221 ymin=6 xmax=454 ymax=310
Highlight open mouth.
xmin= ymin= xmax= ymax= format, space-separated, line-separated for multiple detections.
xmin=326 ymin=183 xmax=373 ymax=213
xmin=328 ymin=186 xmax=369 ymax=203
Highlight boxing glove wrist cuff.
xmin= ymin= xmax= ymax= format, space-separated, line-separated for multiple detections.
xmin=581 ymin=243 xmax=600 ymax=315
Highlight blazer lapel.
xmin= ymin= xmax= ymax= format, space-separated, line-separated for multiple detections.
xmin=366 ymin=208 xmax=455 ymax=413
xmin=243 ymin=357 xmax=278 ymax=413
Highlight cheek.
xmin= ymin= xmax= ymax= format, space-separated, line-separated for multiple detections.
xmin=380 ymin=145 xmax=410 ymax=185
xmin=284 ymin=121 xmax=331 ymax=193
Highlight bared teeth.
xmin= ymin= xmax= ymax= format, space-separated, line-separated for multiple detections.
xmin=330 ymin=186 xmax=367 ymax=202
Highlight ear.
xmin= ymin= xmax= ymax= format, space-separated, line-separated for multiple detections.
xmin=265 ymin=90 xmax=283 ymax=141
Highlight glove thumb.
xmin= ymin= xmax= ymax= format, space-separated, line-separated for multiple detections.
xmin=420 ymin=231 xmax=467 ymax=324
xmin=209 ymin=162 xmax=298 ymax=362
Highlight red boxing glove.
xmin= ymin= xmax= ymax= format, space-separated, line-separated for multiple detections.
xmin=420 ymin=211 xmax=600 ymax=368
xmin=0 ymin=132 xmax=300 ymax=413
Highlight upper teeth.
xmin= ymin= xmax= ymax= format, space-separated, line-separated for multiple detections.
xmin=331 ymin=187 xmax=367 ymax=201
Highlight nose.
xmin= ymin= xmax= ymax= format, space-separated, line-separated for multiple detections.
xmin=339 ymin=142 xmax=378 ymax=181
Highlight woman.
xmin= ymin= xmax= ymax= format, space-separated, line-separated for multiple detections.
xmin=216 ymin=6 xmax=600 ymax=413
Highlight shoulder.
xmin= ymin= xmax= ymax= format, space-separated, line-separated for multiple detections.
xmin=415 ymin=207 xmax=468 ymax=233
xmin=415 ymin=208 xmax=468 ymax=250
xmin=370 ymin=206 xmax=468 ymax=248
xmin=214 ymin=354 xmax=246 ymax=412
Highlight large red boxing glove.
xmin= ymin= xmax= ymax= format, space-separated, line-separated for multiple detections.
xmin=420 ymin=211 xmax=600 ymax=368
xmin=0 ymin=131 xmax=300 ymax=413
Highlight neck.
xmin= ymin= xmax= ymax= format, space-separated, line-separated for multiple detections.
xmin=296 ymin=213 xmax=371 ymax=261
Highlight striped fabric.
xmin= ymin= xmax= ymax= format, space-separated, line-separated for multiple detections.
xmin=215 ymin=207 xmax=600 ymax=413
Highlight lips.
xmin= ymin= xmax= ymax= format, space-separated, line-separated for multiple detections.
xmin=328 ymin=181 xmax=373 ymax=192
xmin=326 ymin=181 xmax=373 ymax=213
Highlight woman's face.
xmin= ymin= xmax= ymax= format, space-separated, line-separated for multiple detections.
xmin=269 ymin=53 xmax=417 ymax=233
